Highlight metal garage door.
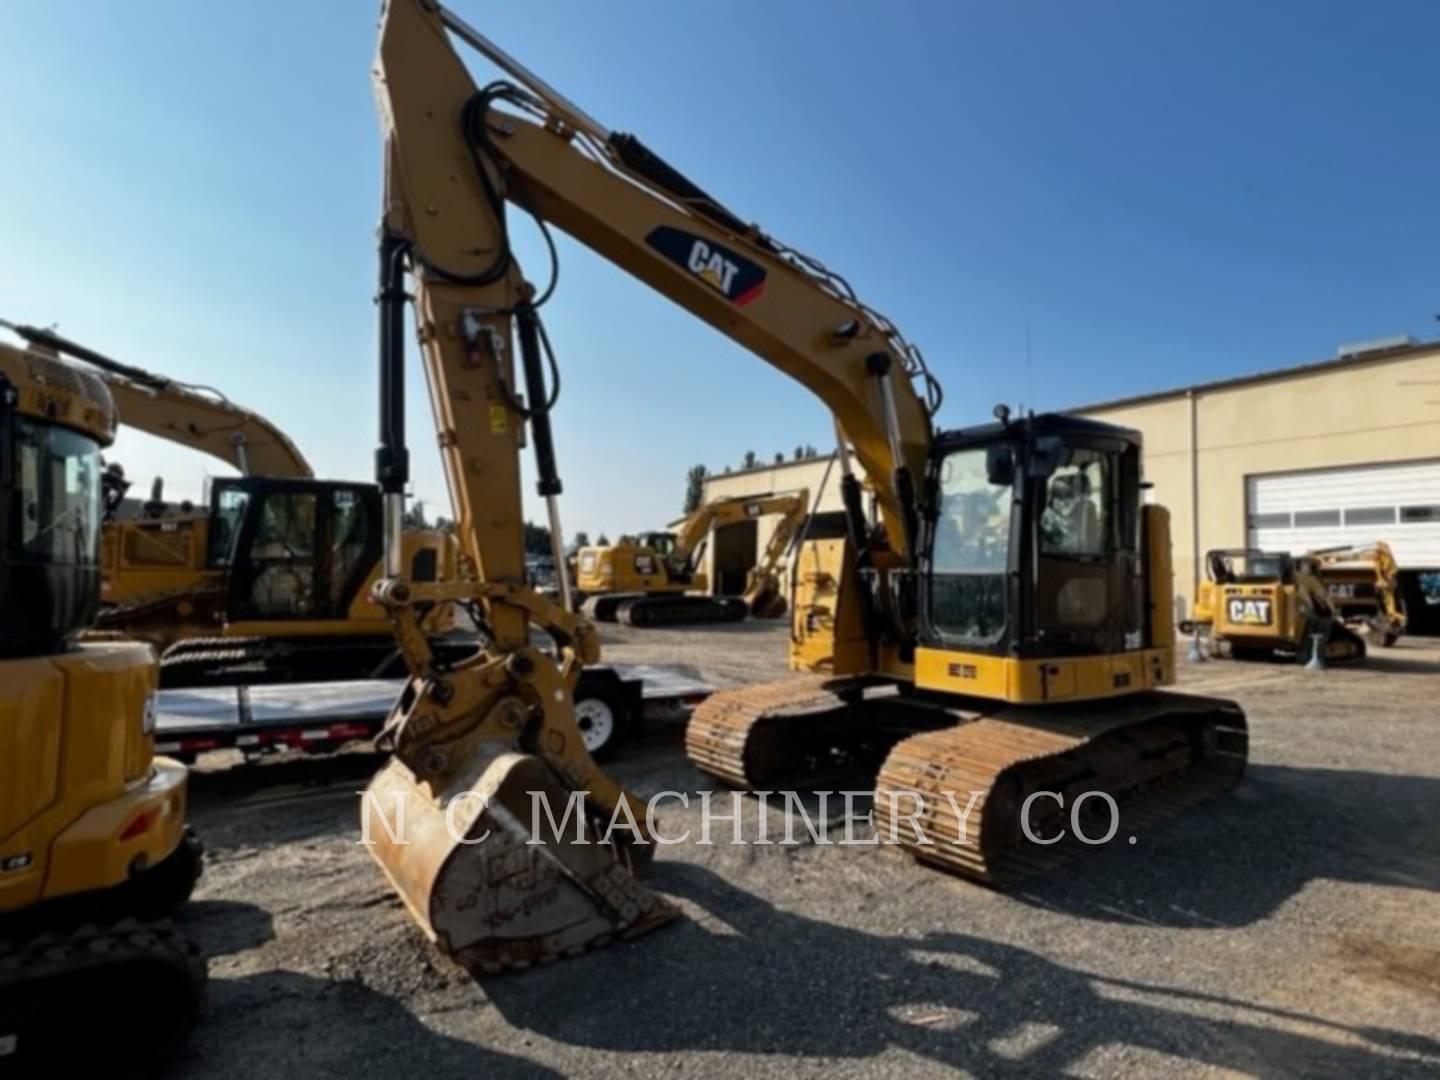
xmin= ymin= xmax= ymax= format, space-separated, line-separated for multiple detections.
xmin=1246 ymin=460 xmax=1440 ymax=567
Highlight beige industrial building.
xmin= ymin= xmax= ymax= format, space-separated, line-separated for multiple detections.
xmin=701 ymin=337 xmax=1440 ymax=629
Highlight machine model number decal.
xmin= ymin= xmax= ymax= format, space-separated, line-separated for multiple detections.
xmin=645 ymin=226 xmax=766 ymax=306
xmin=634 ymin=554 xmax=658 ymax=575
xmin=1227 ymin=598 xmax=1272 ymax=625
xmin=947 ymin=663 xmax=978 ymax=679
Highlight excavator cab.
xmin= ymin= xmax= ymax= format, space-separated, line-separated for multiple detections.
xmin=919 ymin=415 xmax=1149 ymax=671
xmin=207 ymin=477 xmax=383 ymax=623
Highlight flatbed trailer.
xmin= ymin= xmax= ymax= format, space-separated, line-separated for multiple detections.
xmin=156 ymin=663 xmax=713 ymax=764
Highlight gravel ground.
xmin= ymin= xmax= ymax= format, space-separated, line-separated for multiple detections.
xmin=166 ymin=624 xmax=1440 ymax=1078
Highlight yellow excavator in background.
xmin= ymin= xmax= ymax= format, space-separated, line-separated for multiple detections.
xmin=574 ymin=489 xmax=809 ymax=625
xmin=1187 ymin=548 xmax=1366 ymax=664
xmin=1310 ymin=542 xmax=1406 ymax=647
xmin=356 ymin=0 xmax=1248 ymax=973
xmin=2 ymin=322 xmax=464 ymax=688
xmin=0 ymin=335 xmax=206 ymax=1069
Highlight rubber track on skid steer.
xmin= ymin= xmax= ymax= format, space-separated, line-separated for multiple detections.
xmin=685 ymin=676 xmax=850 ymax=787
xmin=873 ymin=692 xmax=1248 ymax=884
xmin=0 ymin=919 xmax=205 ymax=1068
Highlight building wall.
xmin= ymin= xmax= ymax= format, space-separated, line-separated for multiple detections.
xmin=695 ymin=343 xmax=1440 ymax=620
xmin=699 ymin=454 xmax=850 ymax=596
xmin=1078 ymin=345 xmax=1440 ymax=616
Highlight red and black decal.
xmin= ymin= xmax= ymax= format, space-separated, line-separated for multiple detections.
xmin=645 ymin=226 xmax=766 ymax=306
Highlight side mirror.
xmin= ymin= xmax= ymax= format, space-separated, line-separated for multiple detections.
xmin=985 ymin=444 xmax=1015 ymax=487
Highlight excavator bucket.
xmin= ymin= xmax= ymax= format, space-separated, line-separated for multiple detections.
xmin=362 ymin=747 xmax=676 ymax=973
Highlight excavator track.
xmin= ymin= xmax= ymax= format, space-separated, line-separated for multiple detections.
xmin=94 ymin=583 xmax=227 ymax=644
xmin=874 ymin=691 xmax=1247 ymax=883
xmin=685 ymin=676 xmax=909 ymax=787
xmin=159 ymin=633 xmax=484 ymax=688
xmin=686 ymin=679 xmax=1247 ymax=884
xmin=0 ymin=918 xmax=206 ymax=1070
xmin=617 ymin=595 xmax=748 ymax=628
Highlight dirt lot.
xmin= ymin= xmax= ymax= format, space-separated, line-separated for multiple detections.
xmin=168 ymin=624 xmax=1440 ymax=1078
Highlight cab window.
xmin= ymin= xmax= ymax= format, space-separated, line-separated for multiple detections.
xmin=929 ymin=448 xmax=1012 ymax=642
xmin=1039 ymin=449 xmax=1109 ymax=557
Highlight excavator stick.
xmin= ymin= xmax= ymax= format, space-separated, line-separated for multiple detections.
xmin=364 ymin=748 xmax=675 ymax=973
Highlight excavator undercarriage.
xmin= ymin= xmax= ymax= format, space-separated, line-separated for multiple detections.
xmin=688 ymin=676 xmax=1247 ymax=883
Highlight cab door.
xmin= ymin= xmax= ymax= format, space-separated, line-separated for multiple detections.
xmin=225 ymin=480 xmax=381 ymax=622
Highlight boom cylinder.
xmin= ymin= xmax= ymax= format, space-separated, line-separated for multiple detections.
xmin=866 ymin=351 xmax=919 ymax=560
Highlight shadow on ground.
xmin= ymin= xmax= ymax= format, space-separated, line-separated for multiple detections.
xmin=483 ymin=862 xmax=1438 ymax=1075
xmin=168 ymin=900 xmax=559 ymax=1080
xmin=1013 ymin=763 xmax=1440 ymax=928
xmin=1354 ymin=653 xmax=1440 ymax=676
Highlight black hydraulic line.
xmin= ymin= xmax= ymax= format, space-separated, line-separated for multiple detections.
xmin=839 ymin=470 xmax=883 ymax=652
xmin=376 ymin=232 xmax=410 ymax=494
xmin=515 ymin=304 xmax=562 ymax=497
xmin=1 ymin=320 xmax=168 ymax=390
xmin=892 ymin=465 xmax=920 ymax=564
xmin=608 ymin=133 xmax=755 ymax=242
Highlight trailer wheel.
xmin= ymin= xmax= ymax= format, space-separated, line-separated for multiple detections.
xmin=574 ymin=678 xmax=626 ymax=761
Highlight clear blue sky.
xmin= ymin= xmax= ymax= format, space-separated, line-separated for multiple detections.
xmin=2 ymin=1 xmax=1436 ymax=540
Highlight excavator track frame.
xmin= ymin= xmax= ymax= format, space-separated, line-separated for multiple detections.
xmin=688 ymin=678 xmax=1248 ymax=884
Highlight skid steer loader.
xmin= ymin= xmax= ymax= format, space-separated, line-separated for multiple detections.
xmin=1188 ymin=548 xmax=1366 ymax=663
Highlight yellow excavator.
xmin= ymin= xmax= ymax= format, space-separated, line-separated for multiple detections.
xmin=574 ymin=489 xmax=809 ymax=625
xmin=355 ymin=0 xmax=1248 ymax=973
xmin=1310 ymin=542 xmax=1406 ymax=648
xmin=1187 ymin=548 xmax=1366 ymax=664
xmin=0 ymin=335 xmax=206 ymax=1069
xmin=2 ymin=322 xmax=464 ymax=688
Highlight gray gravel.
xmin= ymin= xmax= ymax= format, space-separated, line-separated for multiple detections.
xmin=167 ymin=624 xmax=1440 ymax=1078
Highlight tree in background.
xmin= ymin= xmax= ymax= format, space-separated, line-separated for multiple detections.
xmin=742 ymin=450 xmax=758 ymax=469
xmin=683 ymin=463 xmax=708 ymax=514
xmin=522 ymin=521 xmax=552 ymax=555
xmin=573 ymin=530 xmax=590 ymax=549
xmin=774 ymin=451 xmax=784 ymax=463
xmin=597 ymin=533 xmax=610 ymax=546
xmin=402 ymin=499 xmax=430 ymax=529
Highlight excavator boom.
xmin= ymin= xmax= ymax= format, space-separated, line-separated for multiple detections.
xmin=363 ymin=0 xmax=1248 ymax=968
xmin=577 ymin=490 xmax=811 ymax=626
xmin=1 ymin=321 xmax=312 ymax=479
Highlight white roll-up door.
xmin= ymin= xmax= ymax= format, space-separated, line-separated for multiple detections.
xmin=1246 ymin=460 xmax=1440 ymax=567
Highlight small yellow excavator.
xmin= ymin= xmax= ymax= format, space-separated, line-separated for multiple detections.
xmin=574 ymin=490 xmax=809 ymax=625
xmin=353 ymin=0 xmax=1249 ymax=974
xmin=1309 ymin=542 xmax=1406 ymax=647
xmin=1187 ymin=548 xmax=1366 ymax=663
xmin=2 ymin=322 xmax=462 ymax=688
xmin=0 ymin=334 xmax=206 ymax=1069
